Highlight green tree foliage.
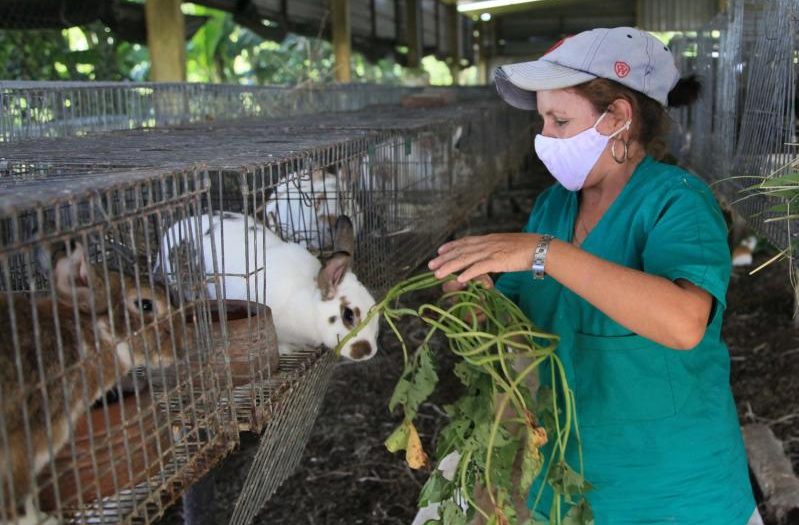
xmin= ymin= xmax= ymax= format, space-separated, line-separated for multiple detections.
xmin=0 ymin=4 xmax=447 ymax=85
xmin=0 ymin=23 xmax=136 ymax=81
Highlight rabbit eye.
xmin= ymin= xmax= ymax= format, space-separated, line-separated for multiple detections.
xmin=342 ymin=307 xmax=355 ymax=326
xmin=137 ymin=299 xmax=154 ymax=313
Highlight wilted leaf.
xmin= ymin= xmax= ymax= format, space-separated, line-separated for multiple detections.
xmin=548 ymin=461 xmax=592 ymax=501
xmin=563 ymin=499 xmax=595 ymax=525
xmin=406 ymin=421 xmax=429 ymax=469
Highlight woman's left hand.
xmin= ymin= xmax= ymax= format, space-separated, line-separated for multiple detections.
xmin=428 ymin=233 xmax=541 ymax=283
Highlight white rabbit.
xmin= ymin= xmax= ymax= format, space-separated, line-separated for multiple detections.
xmin=157 ymin=212 xmax=379 ymax=361
xmin=262 ymin=167 xmax=363 ymax=251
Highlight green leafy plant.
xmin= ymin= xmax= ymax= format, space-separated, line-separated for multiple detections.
xmin=337 ymin=272 xmax=593 ymax=525
xmin=737 ymin=156 xmax=799 ymax=313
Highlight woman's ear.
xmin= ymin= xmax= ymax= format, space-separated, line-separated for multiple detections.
xmin=606 ymin=98 xmax=634 ymax=130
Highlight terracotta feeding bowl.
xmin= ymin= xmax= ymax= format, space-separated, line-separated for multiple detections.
xmin=208 ymin=300 xmax=280 ymax=386
xmin=37 ymin=391 xmax=170 ymax=513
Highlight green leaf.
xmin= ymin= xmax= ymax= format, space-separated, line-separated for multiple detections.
xmin=388 ymin=345 xmax=438 ymax=420
xmin=563 ymin=499 xmax=595 ymax=525
xmin=436 ymin=417 xmax=470 ymax=458
xmin=439 ymin=499 xmax=469 ymax=525
xmin=454 ymin=360 xmax=481 ymax=386
xmin=759 ymin=172 xmax=799 ymax=188
xmin=388 ymin=374 xmax=413 ymax=413
xmin=384 ymin=420 xmax=410 ymax=453
xmin=418 ymin=471 xmax=453 ymax=507
xmin=549 ymin=462 xmax=592 ymax=502
xmin=534 ymin=387 xmax=557 ymax=430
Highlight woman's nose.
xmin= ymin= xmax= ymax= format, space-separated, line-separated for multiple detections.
xmin=539 ymin=122 xmax=556 ymax=138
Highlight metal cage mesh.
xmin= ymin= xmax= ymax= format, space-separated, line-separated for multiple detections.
xmin=0 ymin=168 xmax=238 ymax=524
xmin=0 ymin=83 xmax=535 ymax=524
xmin=0 ymin=82 xmax=420 ymax=143
xmin=672 ymin=0 xmax=799 ymax=254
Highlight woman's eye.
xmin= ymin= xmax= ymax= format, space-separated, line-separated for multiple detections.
xmin=554 ymin=119 xmax=568 ymax=126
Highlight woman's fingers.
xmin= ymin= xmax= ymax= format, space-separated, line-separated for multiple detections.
xmin=456 ymin=260 xmax=496 ymax=284
xmin=437 ymin=236 xmax=481 ymax=254
xmin=430 ymin=233 xmax=540 ymax=281
xmin=431 ymin=248 xmax=491 ymax=279
xmin=429 ymin=240 xmax=487 ymax=272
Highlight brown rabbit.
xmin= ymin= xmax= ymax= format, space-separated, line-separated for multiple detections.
xmin=0 ymin=242 xmax=194 ymax=523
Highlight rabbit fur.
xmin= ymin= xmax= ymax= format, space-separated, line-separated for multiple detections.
xmin=0 ymin=242 xmax=192 ymax=523
xmin=157 ymin=212 xmax=379 ymax=361
xmin=262 ymin=166 xmax=366 ymax=251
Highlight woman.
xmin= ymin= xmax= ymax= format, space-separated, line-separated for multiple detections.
xmin=429 ymin=27 xmax=760 ymax=524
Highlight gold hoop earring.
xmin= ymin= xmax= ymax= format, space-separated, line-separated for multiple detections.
xmin=611 ymin=138 xmax=628 ymax=164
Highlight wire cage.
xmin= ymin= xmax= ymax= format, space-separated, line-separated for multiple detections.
xmin=0 ymin=82 xmax=419 ymax=143
xmin=0 ymin=167 xmax=238 ymax=524
xmin=0 ymin=82 xmax=536 ymax=522
xmin=671 ymin=0 xmax=799 ymax=254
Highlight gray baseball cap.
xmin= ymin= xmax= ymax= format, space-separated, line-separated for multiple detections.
xmin=494 ymin=27 xmax=680 ymax=110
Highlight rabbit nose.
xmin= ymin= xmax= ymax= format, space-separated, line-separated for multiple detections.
xmin=347 ymin=340 xmax=373 ymax=360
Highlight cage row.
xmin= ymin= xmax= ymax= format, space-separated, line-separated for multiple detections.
xmin=0 ymin=81 xmax=434 ymax=143
xmin=0 ymin=96 xmax=534 ymax=524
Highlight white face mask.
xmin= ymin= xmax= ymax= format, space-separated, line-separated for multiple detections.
xmin=534 ymin=112 xmax=632 ymax=191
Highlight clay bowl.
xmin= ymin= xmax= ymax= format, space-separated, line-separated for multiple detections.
xmin=208 ymin=300 xmax=280 ymax=386
xmin=37 ymin=391 xmax=171 ymax=512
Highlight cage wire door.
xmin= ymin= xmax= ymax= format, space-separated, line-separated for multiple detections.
xmin=672 ymin=0 xmax=799 ymax=258
xmin=0 ymin=168 xmax=238 ymax=525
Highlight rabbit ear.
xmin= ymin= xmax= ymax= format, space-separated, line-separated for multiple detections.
xmin=54 ymin=241 xmax=98 ymax=310
xmin=317 ymin=253 xmax=352 ymax=301
xmin=332 ymin=215 xmax=355 ymax=256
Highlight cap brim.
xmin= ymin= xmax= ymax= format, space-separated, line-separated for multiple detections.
xmin=494 ymin=60 xmax=597 ymax=111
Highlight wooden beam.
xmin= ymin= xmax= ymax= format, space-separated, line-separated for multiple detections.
xmin=448 ymin=4 xmax=460 ymax=86
xmin=743 ymin=424 xmax=799 ymax=524
xmin=331 ymin=0 xmax=351 ymax=83
xmin=145 ymin=0 xmax=186 ymax=82
xmin=405 ymin=0 xmax=422 ymax=68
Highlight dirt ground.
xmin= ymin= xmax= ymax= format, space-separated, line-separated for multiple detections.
xmin=165 ymin=164 xmax=799 ymax=525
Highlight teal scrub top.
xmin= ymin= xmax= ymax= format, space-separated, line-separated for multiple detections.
xmin=496 ymin=156 xmax=755 ymax=524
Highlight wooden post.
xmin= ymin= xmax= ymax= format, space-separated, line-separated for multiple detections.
xmin=477 ymin=21 xmax=488 ymax=85
xmin=331 ymin=0 xmax=352 ymax=83
xmin=448 ymin=4 xmax=460 ymax=86
xmin=405 ymin=0 xmax=422 ymax=68
xmin=145 ymin=0 xmax=186 ymax=82
xmin=742 ymin=424 xmax=799 ymax=523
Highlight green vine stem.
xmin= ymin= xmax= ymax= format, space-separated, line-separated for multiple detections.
xmin=337 ymin=272 xmax=593 ymax=524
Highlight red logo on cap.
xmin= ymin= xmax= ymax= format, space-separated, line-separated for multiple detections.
xmin=544 ymin=35 xmax=573 ymax=56
xmin=614 ymin=61 xmax=631 ymax=78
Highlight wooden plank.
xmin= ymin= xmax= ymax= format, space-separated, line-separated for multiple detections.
xmin=743 ymin=423 xmax=799 ymax=524
xmin=405 ymin=0 xmax=422 ymax=67
xmin=447 ymin=4 xmax=460 ymax=85
xmin=331 ymin=0 xmax=352 ymax=83
xmin=422 ymin=0 xmax=436 ymax=49
xmin=145 ymin=0 xmax=186 ymax=82
xmin=375 ymin=0 xmax=396 ymax=40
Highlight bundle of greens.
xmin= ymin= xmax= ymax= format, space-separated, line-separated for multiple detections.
xmin=337 ymin=272 xmax=593 ymax=525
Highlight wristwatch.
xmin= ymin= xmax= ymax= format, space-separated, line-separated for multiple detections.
xmin=532 ymin=234 xmax=553 ymax=280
